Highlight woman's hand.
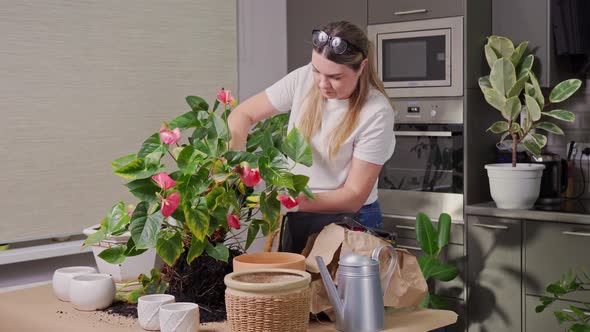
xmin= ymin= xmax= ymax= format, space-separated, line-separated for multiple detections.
xmin=227 ymin=91 xmax=280 ymax=150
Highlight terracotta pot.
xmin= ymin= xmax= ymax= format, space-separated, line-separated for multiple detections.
xmin=233 ymin=252 xmax=306 ymax=272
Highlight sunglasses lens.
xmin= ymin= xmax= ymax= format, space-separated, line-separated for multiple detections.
xmin=312 ymin=30 xmax=329 ymax=47
xmin=331 ymin=38 xmax=347 ymax=54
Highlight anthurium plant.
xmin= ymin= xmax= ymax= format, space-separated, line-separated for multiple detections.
xmin=479 ymin=36 xmax=582 ymax=166
xmin=415 ymin=212 xmax=459 ymax=309
xmin=83 ymin=89 xmax=313 ymax=268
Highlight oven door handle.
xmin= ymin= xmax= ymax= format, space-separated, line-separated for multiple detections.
xmin=395 ymin=131 xmax=453 ymax=137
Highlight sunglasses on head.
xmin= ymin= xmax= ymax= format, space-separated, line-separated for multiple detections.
xmin=312 ymin=29 xmax=361 ymax=55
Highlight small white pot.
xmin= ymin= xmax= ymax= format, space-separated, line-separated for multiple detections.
xmin=69 ymin=273 xmax=116 ymax=311
xmin=485 ymin=163 xmax=546 ymax=209
xmin=52 ymin=266 xmax=97 ymax=301
xmin=138 ymin=294 xmax=175 ymax=331
xmin=159 ymin=302 xmax=200 ymax=332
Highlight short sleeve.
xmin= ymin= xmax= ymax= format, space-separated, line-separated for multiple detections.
xmin=264 ymin=64 xmax=309 ymax=113
xmin=352 ymin=105 xmax=395 ymax=165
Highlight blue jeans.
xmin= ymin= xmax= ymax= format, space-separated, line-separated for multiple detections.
xmin=357 ymin=201 xmax=383 ymax=229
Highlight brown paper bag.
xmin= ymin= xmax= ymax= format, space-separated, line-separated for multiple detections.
xmin=304 ymin=223 xmax=428 ymax=314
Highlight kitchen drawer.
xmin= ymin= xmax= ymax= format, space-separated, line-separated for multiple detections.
xmin=525 ymin=220 xmax=590 ymax=302
xmin=368 ymin=0 xmax=463 ymax=24
xmin=383 ymin=215 xmax=464 ymax=245
xmin=395 ymin=238 xmax=465 ymax=300
xmin=525 ymin=295 xmax=589 ymax=332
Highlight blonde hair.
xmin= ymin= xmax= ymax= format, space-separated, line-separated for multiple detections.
xmin=299 ymin=21 xmax=392 ymax=159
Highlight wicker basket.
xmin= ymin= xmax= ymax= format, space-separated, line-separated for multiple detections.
xmin=224 ymin=268 xmax=311 ymax=332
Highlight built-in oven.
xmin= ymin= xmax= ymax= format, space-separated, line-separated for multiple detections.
xmin=378 ymin=98 xmax=464 ymax=222
xmin=368 ymin=16 xmax=463 ymax=98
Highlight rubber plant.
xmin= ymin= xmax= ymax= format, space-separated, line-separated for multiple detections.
xmin=536 ymin=269 xmax=590 ymax=332
xmin=479 ymin=35 xmax=582 ymax=166
xmin=83 ymin=89 xmax=313 ymax=303
xmin=415 ymin=212 xmax=458 ymax=309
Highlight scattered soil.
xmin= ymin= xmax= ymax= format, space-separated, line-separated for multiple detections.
xmin=100 ymin=301 xmax=138 ymax=318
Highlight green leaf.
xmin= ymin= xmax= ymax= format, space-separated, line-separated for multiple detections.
xmin=183 ymin=197 xmax=210 ymax=241
xmin=430 ymin=263 xmax=458 ymax=282
xmin=83 ymin=227 xmax=107 ymax=248
xmin=130 ymin=202 xmax=164 ymax=249
xmin=531 ymin=133 xmax=548 ymax=149
xmin=547 ymin=283 xmax=567 ymax=296
xmin=112 ymin=154 xmax=137 ymax=169
xmin=123 ymin=237 xmax=147 ymax=257
xmin=542 ymin=110 xmax=575 ymax=122
xmin=177 ymin=146 xmax=206 ymax=174
xmin=528 ymin=71 xmax=545 ymax=108
xmin=428 ymin=294 xmax=448 ymax=310
xmin=419 ymin=292 xmax=430 ymax=309
xmin=125 ymin=178 xmax=160 ymax=204
xmin=260 ymin=190 xmax=280 ymax=230
xmin=156 ymin=231 xmax=183 ymax=266
xmin=536 ymin=122 xmax=565 ymax=135
xmin=507 ymin=75 xmax=528 ymax=98
xmin=523 ymin=140 xmax=542 ymax=157
xmin=190 ymin=127 xmax=207 ymax=143
xmin=554 ymin=311 xmax=575 ymax=323
xmin=208 ymin=113 xmax=231 ymax=142
xmin=97 ymin=245 xmax=127 ymax=264
xmin=549 ymin=79 xmax=582 ymax=103
xmin=418 ymin=255 xmax=440 ymax=279
xmin=504 ymin=96 xmax=522 ymax=120
xmin=206 ymin=242 xmax=229 ymax=262
xmin=290 ymin=174 xmax=311 ymax=197
xmin=488 ymin=35 xmax=515 ymax=58
xmin=168 ymin=111 xmax=201 ymax=130
xmin=490 ymin=58 xmax=516 ymax=96
xmin=176 ymin=169 xmax=212 ymax=197
xmin=186 ymin=96 xmax=209 ymax=111
xmin=486 ymin=121 xmax=509 ymax=134
xmin=415 ymin=212 xmax=438 ymax=255
xmin=484 ymin=45 xmax=498 ymax=68
xmin=510 ymin=41 xmax=529 ymax=66
xmin=569 ymin=306 xmax=588 ymax=320
xmin=282 ymin=127 xmax=312 ymax=167
xmin=259 ymin=148 xmax=293 ymax=189
xmin=478 ymin=76 xmax=492 ymax=91
xmin=223 ymin=151 xmax=258 ymax=167
xmin=570 ymin=324 xmax=590 ymax=332
xmin=525 ymin=94 xmax=542 ymax=121
xmin=114 ymin=158 xmax=165 ymax=180
xmin=138 ymin=133 xmax=162 ymax=159
xmin=518 ymin=54 xmax=534 ymax=78
xmin=103 ymin=201 xmax=130 ymax=234
xmin=186 ymin=236 xmax=206 ymax=264
xmin=483 ymin=87 xmax=506 ymax=112
xmin=245 ymin=222 xmax=260 ymax=251
xmin=436 ymin=213 xmax=451 ymax=251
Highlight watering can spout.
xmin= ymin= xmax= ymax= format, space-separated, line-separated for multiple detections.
xmin=315 ymin=256 xmax=344 ymax=322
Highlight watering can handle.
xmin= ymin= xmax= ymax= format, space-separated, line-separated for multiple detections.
xmin=371 ymin=245 xmax=398 ymax=296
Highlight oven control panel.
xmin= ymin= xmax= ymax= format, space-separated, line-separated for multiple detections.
xmin=392 ymin=97 xmax=463 ymax=124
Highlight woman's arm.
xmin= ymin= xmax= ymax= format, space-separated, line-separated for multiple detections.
xmin=227 ymin=91 xmax=280 ymax=151
xmin=297 ymin=157 xmax=383 ymax=213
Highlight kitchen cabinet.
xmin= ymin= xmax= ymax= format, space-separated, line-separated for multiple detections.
xmin=286 ymin=0 xmax=367 ymax=72
xmin=368 ymin=0 xmax=464 ymax=25
xmin=467 ymin=215 xmax=522 ymax=332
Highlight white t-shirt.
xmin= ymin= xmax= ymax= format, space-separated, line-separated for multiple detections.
xmin=265 ymin=63 xmax=395 ymax=205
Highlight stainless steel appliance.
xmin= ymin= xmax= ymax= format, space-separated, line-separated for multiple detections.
xmin=378 ymin=98 xmax=464 ymax=222
xmin=532 ymin=153 xmax=569 ymax=204
xmin=368 ymin=16 xmax=463 ymax=98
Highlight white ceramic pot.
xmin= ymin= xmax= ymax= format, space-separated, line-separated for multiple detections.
xmin=83 ymin=224 xmax=163 ymax=283
xmin=138 ymin=294 xmax=175 ymax=331
xmin=52 ymin=266 xmax=97 ymax=301
xmin=69 ymin=273 xmax=116 ymax=311
xmin=159 ymin=302 xmax=200 ymax=332
xmin=485 ymin=163 xmax=546 ymax=209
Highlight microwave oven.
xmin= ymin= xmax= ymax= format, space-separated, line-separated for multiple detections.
xmin=368 ymin=16 xmax=463 ymax=98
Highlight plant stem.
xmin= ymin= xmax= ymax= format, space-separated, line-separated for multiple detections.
xmin=228 ymin=230 xmax=246 ymax=252
xmin=167 ymin=150 xmax=177 ymax=162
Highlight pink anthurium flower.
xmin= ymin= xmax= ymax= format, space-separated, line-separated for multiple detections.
xmin=276 ymin=192 xmax=300 ymax=209
xmin=161 ymin=192 xmax=180 ymax=217
xmin=226 ymin=213 xmax=240 ymax=229
xmin=159 ymin=124 xmax=181 ymax=145
xmin=235 ymin=162 xmax=261 ymax=187
xmin=152 ymin=172 xmax=176 ymax=190
xmin=216 ymin=88 xmax=235 ymax=105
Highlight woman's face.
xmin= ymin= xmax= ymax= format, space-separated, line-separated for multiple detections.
xmin=311 ymin=50 xmax=366 ymax=100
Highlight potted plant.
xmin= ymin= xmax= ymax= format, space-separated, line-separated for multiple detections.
xmin=479 ymin=35 xmax=582 ymax=209
xmin=83 ymin=89 xmax=313 ymax=322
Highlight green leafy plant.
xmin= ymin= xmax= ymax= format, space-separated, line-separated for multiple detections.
xmin=116 ymin=268 xmax=168 ymax=303
xmin=83 ymin=89 xmax=313 ymax=268
xmin=536 ymin=269 xmax=590 ymax=332
xmin=415 ymin=212 xmax=459 ymax=309
xmin=479 ymin=36 xmax=582 ymax=166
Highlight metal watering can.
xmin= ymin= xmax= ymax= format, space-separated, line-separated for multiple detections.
xmin=316 ymin=245 xmax=398 ymax=332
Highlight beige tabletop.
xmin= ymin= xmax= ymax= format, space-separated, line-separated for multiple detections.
xmin=0 ymin=284 xmax=457 ymax=332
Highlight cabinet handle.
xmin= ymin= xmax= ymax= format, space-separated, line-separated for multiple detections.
xmin=472 ymin=223 xmax=509 ymax=230
xmin=394 ymin=9 xmax=428 ymax=16
xmin=396 ymin=244 xmax=421 ymax=251
xmin=395 ymin=225 xmax=416 ymax=230
xmin=562 ymin=308 xmax=590 ymax=316
xmin=562 ymin=231 xmax=590 ymax=237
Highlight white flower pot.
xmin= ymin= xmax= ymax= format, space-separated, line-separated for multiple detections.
xmin=485 ymin=163 xmax=546 ymax=209
xmin=83 ymin=225 xmax=163 ymax=283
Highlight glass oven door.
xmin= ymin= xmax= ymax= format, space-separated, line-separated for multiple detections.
xmin=379 ymin=124 xmax=464 ymax=194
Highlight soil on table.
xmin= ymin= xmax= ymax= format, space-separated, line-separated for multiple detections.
xmin=102 ymin=246 xmax=241 ymax=323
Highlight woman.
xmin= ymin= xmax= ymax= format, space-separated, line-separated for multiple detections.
xmin=228 ymin=21 xmax=395 ymax=253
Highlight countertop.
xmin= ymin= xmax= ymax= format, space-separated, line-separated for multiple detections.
xmin=466 ymin=200 xmax=590 ymax=225
xmin=0 ymin=283 xmax=457 ymax=332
